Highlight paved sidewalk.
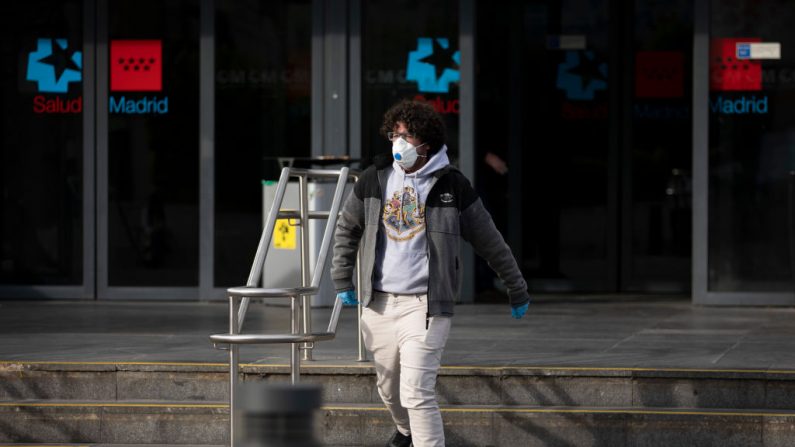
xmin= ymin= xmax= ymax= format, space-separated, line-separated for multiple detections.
xmin=1 ymin=295 xmax=794 ymax=370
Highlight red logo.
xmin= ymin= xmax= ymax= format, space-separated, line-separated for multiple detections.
xmin=413 ymin=94 xmax=459 ymax=115
xmin=635 ymin=51 xmax=684 ymax=98
xmin=710 ymin=38 xmax=761 ymax=91
xmin=110 ymin=40 xmax=162 ymax=91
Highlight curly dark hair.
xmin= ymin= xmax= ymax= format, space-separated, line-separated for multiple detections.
xmin=380 ymin=99 xmax=446 ymax=155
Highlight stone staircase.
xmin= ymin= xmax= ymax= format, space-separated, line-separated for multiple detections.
xmin=2 ymin=361 xmax=795 ymax=446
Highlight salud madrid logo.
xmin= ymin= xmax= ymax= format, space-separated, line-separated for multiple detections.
xmin=110 ymin=39 xmax=168 ymax=114
xmin=556 ymin=51 xmax=607 ymax=100
xmin=406 ymin=37 xmax=460 ymax=114
xmin=407 ymin=37 xmax=460 ymax=93
xmin=708 ymin=38 xmax=768 ymax=115
xmin=27 ymin=38 xmax=83 ymax=113
xmin=27 ymin=38 xmax=82 ymax=92
xmin=25 ymin=38 xmax=168 ymax=115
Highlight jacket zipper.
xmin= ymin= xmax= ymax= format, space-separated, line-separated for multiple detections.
xmin=426 ymin=239 xmax=431 ymax=330
xmin=371 ymin=171 xmax=385 ymax=293
xmin=424 ymin=171 xmax=446 ymax=330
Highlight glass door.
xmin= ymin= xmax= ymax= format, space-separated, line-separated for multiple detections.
xmin=360 ymin=0 xmax=460 ymax=166
xmin=0 ymin=0 xmax=94 ymax=298
xmin=623 ymin=0 xmax=693 ymax=292
xmin=98 ymin=0 xmax=200 ymax=298
xmin=476 ymin=0 xmax=614 ymax=293
xmin=213 ymin=0 xmax=313 ymax=290
xmin=707 ymin=0 xmax=795 ymax=294
xmin=475 ymin=0 xmax=693 ymax=294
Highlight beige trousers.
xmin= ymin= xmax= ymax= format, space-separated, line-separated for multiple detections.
xmin=361 ymin=291 xmax=451 ymax=447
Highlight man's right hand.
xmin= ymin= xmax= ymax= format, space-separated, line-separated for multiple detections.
xmin=337 ymin=290 xmax=359 ymax=306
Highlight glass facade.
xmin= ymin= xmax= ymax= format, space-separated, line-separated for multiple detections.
xmin=628 ymin=0 xmax=693 ymax=290
xmin=213 ymin=0 xmax=312 ymax=287
xmin=2 ymin=0 xmax=793 ymax=304
xmin=708 ymin=0 xmax=795 ymax=293
xmin=1 ymin=1 xmax=84 ymax=285
xmin=477 ymin=1 xmax=612 ymax=292
xmin=475 ymin=0 xmax=693 ymax=293
xmin=107 ymin=0 xmax=200 ymax=287
xmin=361 ymin=0 xmax=459 ymax=165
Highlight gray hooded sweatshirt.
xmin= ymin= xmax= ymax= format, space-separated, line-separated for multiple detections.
xmin=373 ymin=146 xmax=450 ymax=294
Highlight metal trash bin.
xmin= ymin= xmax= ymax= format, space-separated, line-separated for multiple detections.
xmin=261 ymin=156 xmax=356 ymax=307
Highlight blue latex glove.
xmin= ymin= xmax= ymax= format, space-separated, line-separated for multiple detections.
xmin=337 ymin=290 xmax=359 ymax=307
xmin=511 ymin=302 xmax=529 ymax=319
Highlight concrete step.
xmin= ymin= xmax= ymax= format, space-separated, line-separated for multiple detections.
xmin=0 ymin=401 xmax=227 ymax=445
xmin=1 ymin=401 xmax=795 ymax=446
xmin=2 ymin=361 xmax=795 ymax=411
xmin=0 ymin=445 xmax=222 ymax=447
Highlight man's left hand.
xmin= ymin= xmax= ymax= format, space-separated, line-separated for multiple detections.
xmin=511 ymin=302 xmax=528 ymax=319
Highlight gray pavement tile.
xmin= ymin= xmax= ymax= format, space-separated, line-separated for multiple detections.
xmin=0 ymin=298 xmax=793 ymax=372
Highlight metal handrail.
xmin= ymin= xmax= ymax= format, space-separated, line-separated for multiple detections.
xmin=210 ymin=332 xmax=337 ymax=344
xmin=226 ymin=286 xmax=318 ymax=297
xmin=209 ymin=166 xmax=360 ymax=447
xmin=236 ymin=167 xmax=354 ymax=332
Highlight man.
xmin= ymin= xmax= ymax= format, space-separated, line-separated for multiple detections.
xmin=331 ymin=100 xmax=529 ymax=447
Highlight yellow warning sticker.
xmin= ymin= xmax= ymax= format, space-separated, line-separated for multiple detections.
xmin=273 ymin=219 xmax=296 ymax=249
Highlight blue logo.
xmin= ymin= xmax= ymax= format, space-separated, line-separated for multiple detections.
xmin=27 ymin=39 xmax=82 ymax=93
xmin=736 ymin=43 xmax=751 ymax=60
xmin=710 ymin=95 xmax=768 ymax=114
xmin=406 ymin=38 xmax=460 ymax=93
xmin=110 ymin=96 xmax=169 ymax=114
xmin=556 ymin=51 xmax=607 ymax=100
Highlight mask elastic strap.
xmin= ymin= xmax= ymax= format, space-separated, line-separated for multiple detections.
xmin=415 ymin=142 xmax=428 ymax=158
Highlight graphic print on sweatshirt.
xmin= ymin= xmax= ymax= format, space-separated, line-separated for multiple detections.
xmin=383 ymin=186 xmax=425 ymax=241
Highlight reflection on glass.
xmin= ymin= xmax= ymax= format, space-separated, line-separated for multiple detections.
xmin=362 ymin=0 xmax=459 ymax=166
xmin=214 ymin=0 xmax=312 ymax=287
xmin=709 ymin=0 xmax=795 ymax=292
xmin=628 ymin=0 xmax=692 ymax=291
xmin=1 ymin=1 xmax=83 ymax=285
xmin=108 ymin=0 xmax=199 ymax=286
xmin=477 ymin=0 xmax=611 ymax=292
xmin=477 ymin=1 xmax=694 ymax=294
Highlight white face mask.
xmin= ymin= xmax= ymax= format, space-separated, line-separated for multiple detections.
xmin=392 ymin=137 xmax=427 ymax=170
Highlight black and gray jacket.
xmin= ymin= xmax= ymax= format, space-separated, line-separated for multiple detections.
xmin=331 ymin=155 xmax=530 ymax=317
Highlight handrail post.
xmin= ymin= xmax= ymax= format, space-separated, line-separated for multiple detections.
xmin=298 ymin=174 xmax=313 ymax=361
xmin=291 ymin=294 xmax=301 ymax=384
xmin=356 ymin=246 xmax=367 ymax=362
xmin=228 ymin=294 xmax=239 ymax=446
xmin=238 ymin=167 xmax=291 ymax=332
